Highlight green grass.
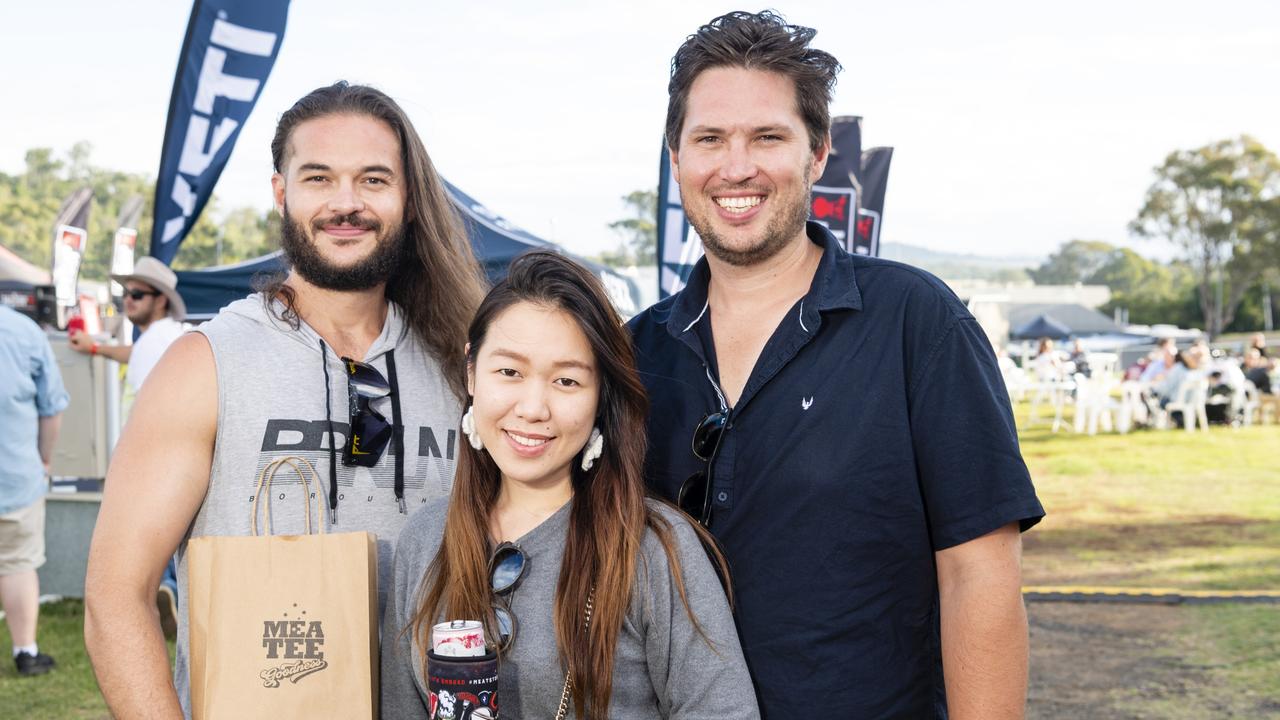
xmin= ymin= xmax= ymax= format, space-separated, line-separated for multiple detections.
xmin=0 ymin=599 xmax=108 ymax=718
xmin=1104 ymin=604 xmax=1280 ymax=718
xmin=1017 ymin=406 xmax=1280 ymax=590
xmin=1017 ymin=401 xmax=1280 ymax=703
xmin=1187 ymin=605 xmax=1280 ymax=706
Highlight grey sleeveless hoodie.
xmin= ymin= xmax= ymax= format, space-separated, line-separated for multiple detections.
xmin=173 ymin=294 xmax=461 ymax=717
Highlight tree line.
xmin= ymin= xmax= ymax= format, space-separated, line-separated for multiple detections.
xmin=0 ymin=143 xmax=278 ymax=281
xmin=1027 ymin=136 xmax=1279 ymax=337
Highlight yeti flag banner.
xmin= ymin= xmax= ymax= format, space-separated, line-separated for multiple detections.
xmin=808 ymin=115 xmax=862 ymax=253
xmin=656 ymin=146 xmax=702 ymax=299
xmin=150 ymin=0 xmax=290 ymax=265
xmin=856 ymin=147 xmax=893 ymax=257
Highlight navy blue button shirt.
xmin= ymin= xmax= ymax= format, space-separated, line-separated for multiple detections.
xmin=628 ymin=223 xmax=1044 ymax=719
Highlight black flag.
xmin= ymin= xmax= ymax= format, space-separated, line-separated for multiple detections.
xmin=50 ymin=187 xmax=94 ymax=312
xmin=856 ymin=147 xmax=893 ymax=257
xmin=808 ymin=116 xmax=862 ymax=252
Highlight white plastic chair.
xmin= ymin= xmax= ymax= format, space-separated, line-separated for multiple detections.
xmin=1085 ymin=352 xmax=1119 ymax=378
xmin=1240 ymin=381 xmax=1262 ymax=427
xmin=1115 ymin=381 xmax=1146 ymax=433
xmin=1072 ymin=372 xmax=1118 ymax=435
xmin=1000 ymin=360 xmax=1030 ymax=403
xmin=1029 ymin=377 xmax=1073 ymax=432
xmin=1160 ymin=377 xmax=1209 ymax=432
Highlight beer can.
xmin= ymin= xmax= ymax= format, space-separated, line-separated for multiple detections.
xmin=431 ymin=619 xmax=486 ymax=657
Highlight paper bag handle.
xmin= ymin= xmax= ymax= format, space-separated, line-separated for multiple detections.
xmin=251 ymin=456 xmax=326 ymax=536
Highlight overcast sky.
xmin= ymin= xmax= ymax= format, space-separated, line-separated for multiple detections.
xmin=3 ymin=0 xmax=1277 ymax=263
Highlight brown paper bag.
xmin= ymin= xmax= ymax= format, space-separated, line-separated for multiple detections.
xmin=187 ymin=456 xmax=379 ymax=719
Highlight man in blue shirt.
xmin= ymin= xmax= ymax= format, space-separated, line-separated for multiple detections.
xmin=0 ymin=305 xmax=68 ymax=676
xmin=629 ymin=12 xmax=1044 ymax=719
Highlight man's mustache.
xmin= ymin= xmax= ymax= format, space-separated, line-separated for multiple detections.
xmin=313 ymin=212 xmax=381 ymax=232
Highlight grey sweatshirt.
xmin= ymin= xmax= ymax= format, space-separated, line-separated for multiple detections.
xmin=175 ymin=295 xmax=462 ymax=717
xmin=381 ymin=498 xmax=761 ymax=719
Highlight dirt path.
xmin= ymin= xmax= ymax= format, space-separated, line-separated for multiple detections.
xmin=1027 ymin=602 xmax=1280 ymax=719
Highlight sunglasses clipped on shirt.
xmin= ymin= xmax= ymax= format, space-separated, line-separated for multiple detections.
xmin=341 ymin=357 xmax=395 ymax=468
xmin=677 ymin=408 xmax=730 ymax=529
xmin=489 ymin=542 xmax=528 ymax=652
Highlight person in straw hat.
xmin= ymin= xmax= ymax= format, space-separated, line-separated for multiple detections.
xmin=68 ymin=256 xmax=187 ymax=401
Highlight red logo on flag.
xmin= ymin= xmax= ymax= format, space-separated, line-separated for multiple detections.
xmin=856 ymin=216 xmax=874 ymax=243
xmin=811 ymin=195 xmax=848 ymax=222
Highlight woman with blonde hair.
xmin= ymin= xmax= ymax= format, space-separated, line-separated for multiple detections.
xmin=382 ymin=252 xmax=758 ymax=719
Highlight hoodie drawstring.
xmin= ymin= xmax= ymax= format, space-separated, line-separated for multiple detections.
xmin=320 ymin=339 xmax=339 ymax=524
xmin=386 ymin=350 xmax=406 ymax=514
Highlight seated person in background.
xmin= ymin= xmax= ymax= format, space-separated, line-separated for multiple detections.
xmin=1205 ymin=368 xmax=1236 ymax=424
xmin=1190 ymin=339 xmax=1212 ymax=362
xmin=1249 ymin=332 xmax=1269 ymax=359
xmin=1153 ymin=347 xmax=1205 ymax=407
xmin=1125 ymin=356 xmax=1150 ymax=382
xmin=1244 ymin=348 xmax=1273 ymax=394
xmin=996 ymin=347 xmax=1018 ymax=374
xmin=1209 ymin=349 xmax=1247 ymax=394
xmin=1139 ymin=337 xmax=1178 ymax=384
xmin=1068 ymin=339 xmax=1092 ymax=378
xmin=1033 ymin=337 xmax=1064 ymax=381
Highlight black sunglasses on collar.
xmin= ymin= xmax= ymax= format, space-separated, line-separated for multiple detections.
xmin=341 ymin=357 xmax=394 ymax=467
xmin=677 ymin=408 xmax=729 ymax=529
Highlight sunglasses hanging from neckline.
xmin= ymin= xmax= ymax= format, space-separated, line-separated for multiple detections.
xmin=489 ymin=541 xmax=528 ymax=652
xmin=678 ymin=408 xmax=729 ymax=529
xmin=341 ymin=357 xmax=396 ymax=468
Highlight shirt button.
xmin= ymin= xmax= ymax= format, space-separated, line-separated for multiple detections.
xmin=717 ymin=491 xmax=728 ymax=502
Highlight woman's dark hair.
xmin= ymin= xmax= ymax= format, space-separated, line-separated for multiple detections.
xmin=409 ymin=251 xmax=729 ymax=718
xmin=665 ymin=10 xmax=842 ymax=152
xmin=260 ymin=81 xmax=487 ymax=401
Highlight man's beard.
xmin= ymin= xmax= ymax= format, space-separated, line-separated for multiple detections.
xmin=684 ymin=164 xmax=812 ymax=268
xmin=125 ymin=306 xmax=152 ymax=325
xmin=279 ymin=204 xmax=408 ymax=291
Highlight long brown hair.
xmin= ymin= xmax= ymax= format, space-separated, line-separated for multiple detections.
xmin=262 ymin=81 xmax=486 ymax=400
xmin=409 ymin=251 xmax=729 ymax=718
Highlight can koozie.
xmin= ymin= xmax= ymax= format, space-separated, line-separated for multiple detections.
xmin=426 ymin=650 xmax=500 ymax=719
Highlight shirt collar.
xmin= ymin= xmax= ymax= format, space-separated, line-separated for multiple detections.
xmin=668 ymin=221 xmax=863 ymax=339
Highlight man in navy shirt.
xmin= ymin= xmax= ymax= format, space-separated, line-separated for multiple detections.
xmin=629 ymin=11 xmax=1044 ymax=719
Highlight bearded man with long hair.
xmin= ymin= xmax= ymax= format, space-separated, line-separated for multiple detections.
xmin=84 ymin=82 xmax=487 ymax=718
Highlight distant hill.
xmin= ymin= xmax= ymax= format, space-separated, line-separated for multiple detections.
xmin=879 ymin=242 xmax=1040 ymax=281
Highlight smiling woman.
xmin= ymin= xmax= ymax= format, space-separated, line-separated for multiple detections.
xmin=382 ymin=251 xmax=761 ymax=719
xmin=466 ymin=301 xmax=599 ymax=501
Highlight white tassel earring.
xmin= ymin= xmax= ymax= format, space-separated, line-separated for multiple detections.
xmin=580 ymin=427 xmax=604 ymax=471
xmin=461 ymin=405 xmax=484 ymax=450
